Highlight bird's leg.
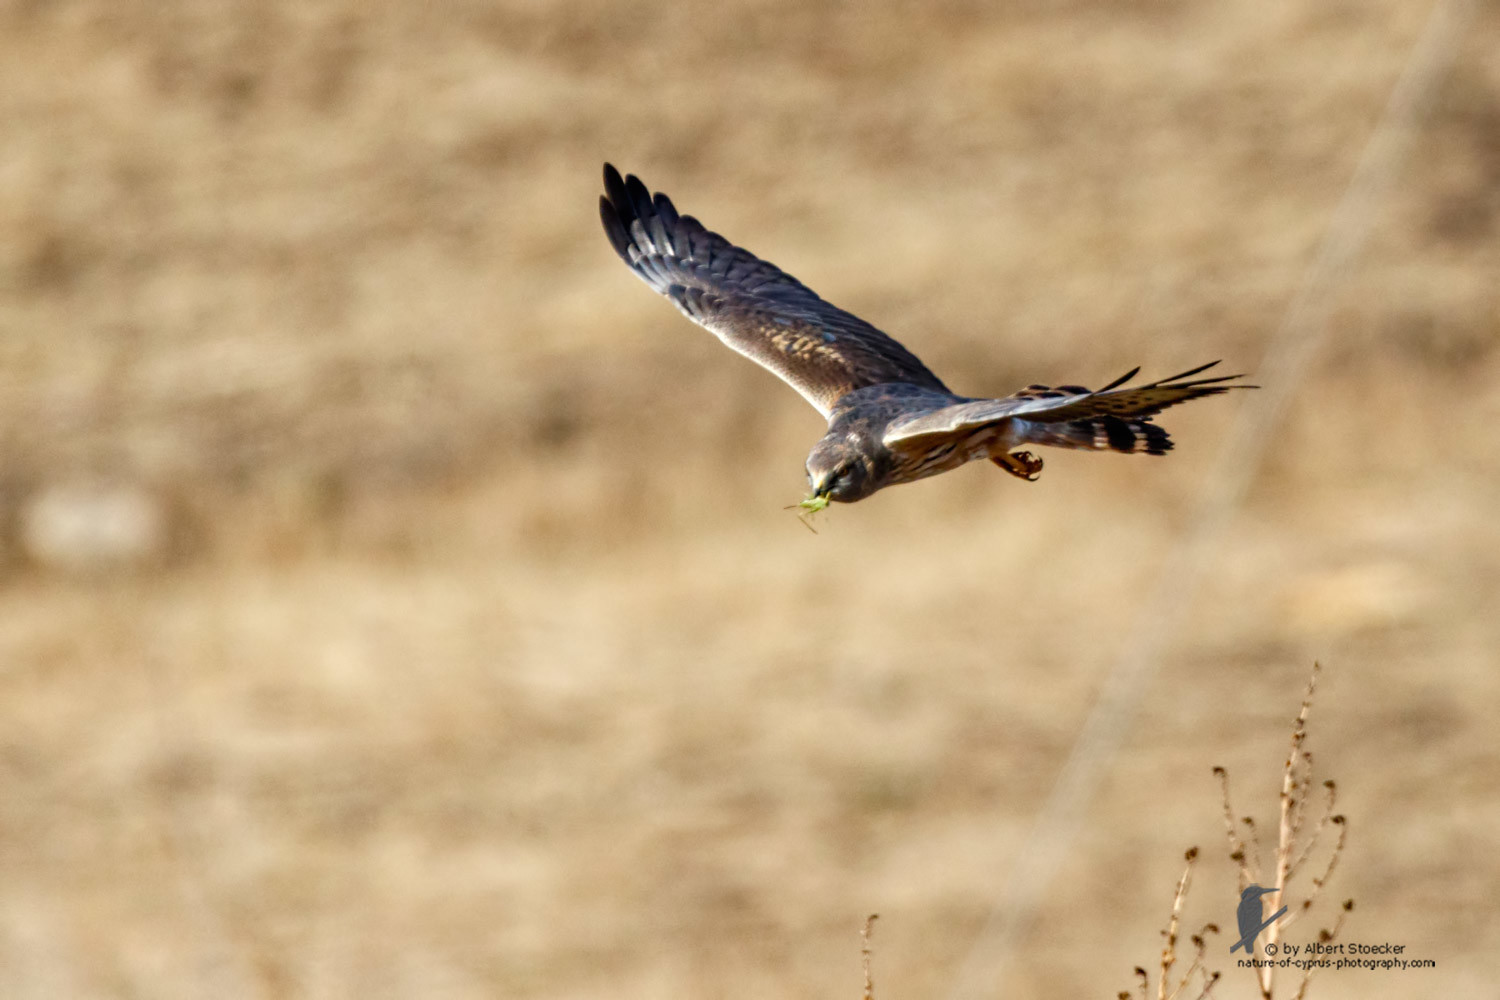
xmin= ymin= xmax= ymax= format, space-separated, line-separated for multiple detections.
xmin=992 ymin=450 xmax=1043 ymax=481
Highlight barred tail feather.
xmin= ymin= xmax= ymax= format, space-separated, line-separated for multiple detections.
xmin=1021 ymin=416 xmax=1174 ymax=455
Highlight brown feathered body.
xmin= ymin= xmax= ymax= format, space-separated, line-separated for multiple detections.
xmin=599 ymin=164 xmax=1252 ymax=505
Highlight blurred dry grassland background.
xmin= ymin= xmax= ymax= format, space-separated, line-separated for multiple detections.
xmin=1 ymin=0 xmax=1498 ymax=997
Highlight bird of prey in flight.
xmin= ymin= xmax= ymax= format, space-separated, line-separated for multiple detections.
xmin=599 ymin=164 xmax=1252 ymax=511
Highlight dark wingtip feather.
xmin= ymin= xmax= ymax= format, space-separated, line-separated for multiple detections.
xmin=1099 ymin=366 xmax=1141 ymax=392
xmin=603 ymin=163 xmax=632 ymax=219
xmin=1159 ymin=359 xmax=1221 ymax=383
xmin=602 ymin=166 xmax=681 ymax=256
xmin=1171 ymin=373 xmax=1245 ymax=389
xmin=653 ymin=191 xmax=680 ymax=227
xmin=600 ymin=195 xmax=632 ymax=259
xmin=623 ymin=172 xmax=654 ymax=219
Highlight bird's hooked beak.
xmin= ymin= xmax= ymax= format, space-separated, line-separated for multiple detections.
xmin=798 ymin=472 xmax=834 ymax=511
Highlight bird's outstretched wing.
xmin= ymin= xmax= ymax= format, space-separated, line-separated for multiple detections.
xmin=600 ymin=164 xmax=949 ymax=416
xmin=884 ymin=362 xmax=1250 ymax=450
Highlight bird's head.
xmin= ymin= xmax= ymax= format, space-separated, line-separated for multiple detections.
xmin=801 ymin=437 xmax=876 ymax=507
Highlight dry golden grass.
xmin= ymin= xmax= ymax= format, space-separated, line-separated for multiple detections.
xmin=2 ymin=1 xmax=1498 ymax=997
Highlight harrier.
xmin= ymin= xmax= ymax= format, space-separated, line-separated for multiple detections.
xmin=599 ymin=164 xmax=1251 ymax=510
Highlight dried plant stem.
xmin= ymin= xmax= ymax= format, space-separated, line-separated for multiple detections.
xmin=1159 ymin=849 xmax=1194 ymax=1000
xmin=1123 ymin=849 xmax=1220 ymax=1000
xmin=1258 ymin=663 xmax=1320 ymax=996
xmin=1288 ymin=780 xmax=1338 ymax=881
xmin=1213 ymin=767 xmax=1250 ymax=887
xmin=1294 ymin=901 xmax=1354 ymax=1000
xmin=861 ymin=914 xmax=879 ymax=1000
xmin=1214 ymin=663 xmax=1352 ymax=999
xmin=1173 ymin=921 xmax=1221 ymax=1000
xmin=1243 ymin=815 xmax=1266 ymax=885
